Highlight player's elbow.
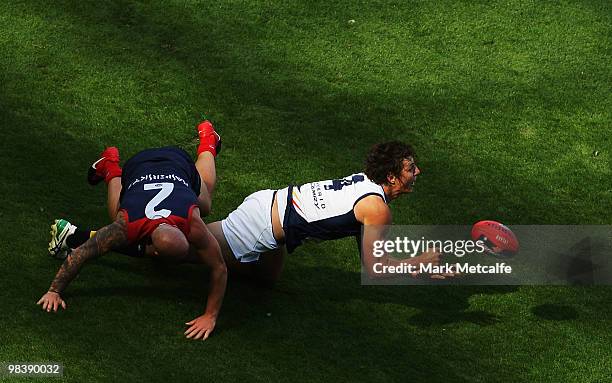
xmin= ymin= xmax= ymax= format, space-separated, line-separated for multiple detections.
xmin=212 ymin=259 xmax=228 ymax=281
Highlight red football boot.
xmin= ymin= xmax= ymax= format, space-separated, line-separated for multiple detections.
xmin=197 ymin=120 xmax=222 ymax=157
xmin=87 ymin=146 xmax=122 ymax=185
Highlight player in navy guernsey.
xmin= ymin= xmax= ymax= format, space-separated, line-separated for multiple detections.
xmin=38 ymin=121 xmax=227 ymax=341
xmin=119 ymin=147 xmax=202 ymax=244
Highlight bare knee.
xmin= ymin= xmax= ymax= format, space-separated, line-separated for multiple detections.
xmin=197 ymin=194 xmax=212 ymax=216
xmin=254 ymin=247 xmax=286 ymax=286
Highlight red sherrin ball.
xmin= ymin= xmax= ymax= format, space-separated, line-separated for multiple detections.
xmin=471 ymin=220 xmax=519 ymax=256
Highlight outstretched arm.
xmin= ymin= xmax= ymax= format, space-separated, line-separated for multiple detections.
xmin=355 ymin=196 xmax=445 ymax=279
xmin=184 ymin=209 xmax=227 ymax=340
xmin=37 ymin=213 xmax=129 ymax=312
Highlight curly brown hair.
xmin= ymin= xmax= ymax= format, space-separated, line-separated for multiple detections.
xmin=364 ymin=141 xmax=415 ymax=185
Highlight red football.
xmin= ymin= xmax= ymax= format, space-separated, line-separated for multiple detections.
xmin=471 ymin=220 xmax=519 ymax=256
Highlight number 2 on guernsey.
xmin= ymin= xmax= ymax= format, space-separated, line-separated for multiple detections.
xmin=144 ymin=182 xmax=174 ymax=219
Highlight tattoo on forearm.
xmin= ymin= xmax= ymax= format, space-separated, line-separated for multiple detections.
xmin=49 ymin=216 xmax=128 ymax=293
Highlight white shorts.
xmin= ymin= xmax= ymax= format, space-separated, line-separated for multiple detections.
xmin=221 ymin=189 xmax=280 ymax=263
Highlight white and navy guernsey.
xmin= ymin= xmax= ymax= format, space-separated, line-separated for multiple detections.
xmin=279 ymin=173 xmax=387 ymax=253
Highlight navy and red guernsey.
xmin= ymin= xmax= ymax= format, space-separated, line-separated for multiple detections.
xmin=118 ymin=146 xmax=201 ymax=244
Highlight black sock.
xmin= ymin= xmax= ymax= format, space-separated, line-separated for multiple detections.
xmin=66 ymin=228 xmax=146 ymax=258
xmin=66 ymin=228 xmax=92 ymax=248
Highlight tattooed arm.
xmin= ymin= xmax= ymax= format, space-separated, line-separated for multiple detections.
xmin=37 ymin=213 xmax=129 ymax=312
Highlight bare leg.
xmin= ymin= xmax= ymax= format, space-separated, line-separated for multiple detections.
xmin=202 ymin=221 xmax=251 ymax=275
xmin=254 ymin=247 xmax=286 ymax=286
xmin=107 ymin=177 xmax=122 ymax=220
xmin=189 ymin=221 xmax=286 ymax=285
xmin=195 ymin=152 xmax=216 ymax=215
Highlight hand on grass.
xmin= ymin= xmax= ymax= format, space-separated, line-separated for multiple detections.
xmin=414 ymin=250 xmax=458 ymax=280
xmin=184 ymin=314 xmax=216 ymax=340
xmin=37 ymin=291 xmax=66 ymax=312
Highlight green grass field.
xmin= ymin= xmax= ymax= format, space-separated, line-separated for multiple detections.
xmin=1 ymin=0 xmax=611 ymax=381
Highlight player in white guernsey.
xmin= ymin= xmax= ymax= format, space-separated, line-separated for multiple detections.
xmin=205 ymin=141 xmax=444 ymax=284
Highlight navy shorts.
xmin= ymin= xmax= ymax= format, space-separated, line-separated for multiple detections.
xmin=120 ymin=146 xmax=201 ymax=202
